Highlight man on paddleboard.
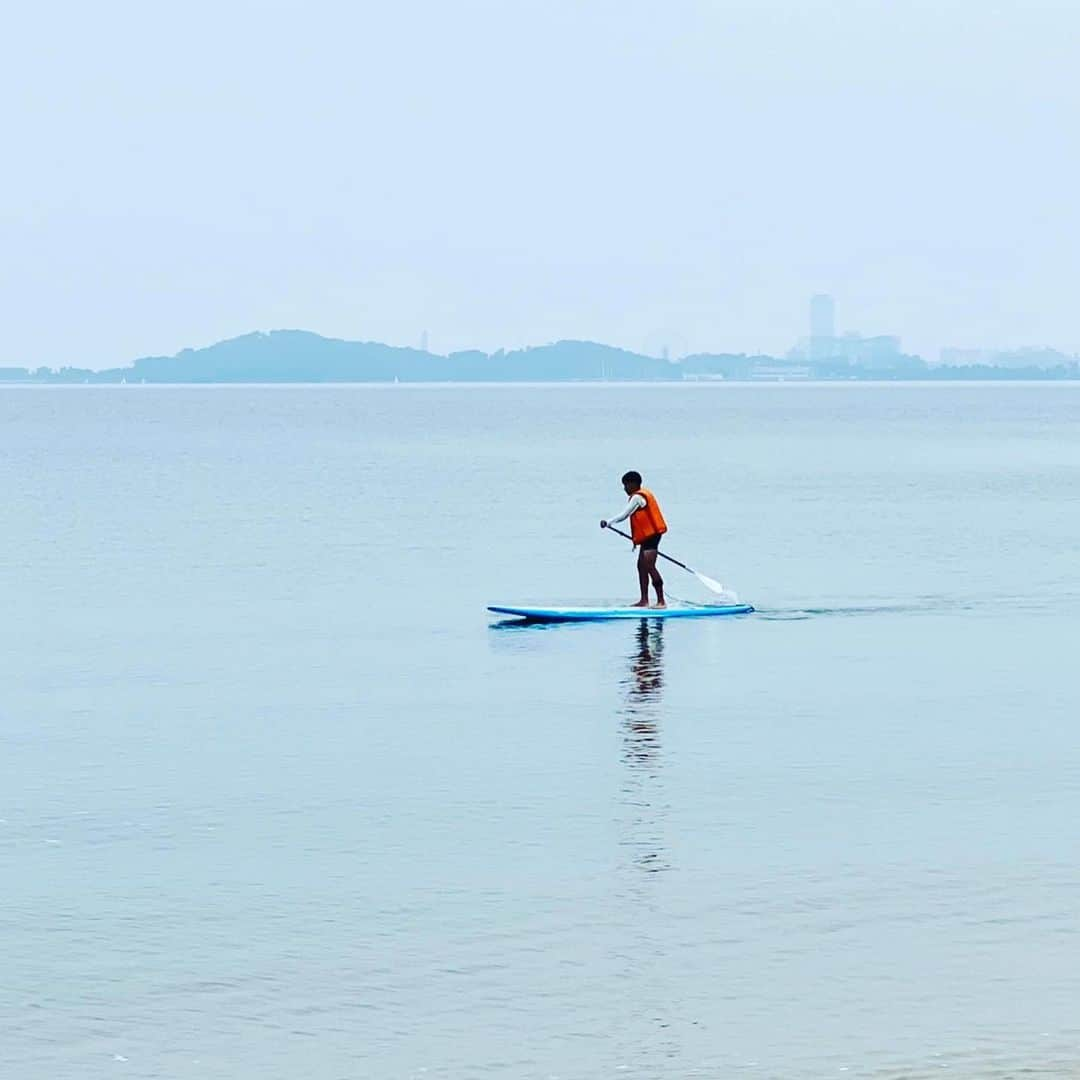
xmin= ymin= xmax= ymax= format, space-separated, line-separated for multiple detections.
xmin=600 ymin=471 xmax=668 ymax=608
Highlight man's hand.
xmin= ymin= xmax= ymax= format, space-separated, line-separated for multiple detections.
xmin=600 ymin=520 xmax=608 ymax=529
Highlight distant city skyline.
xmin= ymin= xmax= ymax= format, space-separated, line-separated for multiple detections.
xmin=10 ymin=291 xmax=1080 ymax=373
xmin=787 ymin=294 xmax=905 ymax=368
xmin=8 ymin=320 xmax=1077 ymax=383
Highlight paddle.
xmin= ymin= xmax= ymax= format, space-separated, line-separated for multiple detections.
xmin=603 ymin=524 xmax=737 ymax=600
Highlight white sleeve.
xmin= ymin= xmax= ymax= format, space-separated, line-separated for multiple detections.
xmin=607 ymin=493 xmax=646 ymax=526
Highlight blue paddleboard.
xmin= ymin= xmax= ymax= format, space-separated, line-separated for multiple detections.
xmin=488 ymin=603 xmax=754 ymax=623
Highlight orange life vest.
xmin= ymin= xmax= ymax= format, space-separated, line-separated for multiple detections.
xmin=630 ymin=488 xmax=668 ymax=544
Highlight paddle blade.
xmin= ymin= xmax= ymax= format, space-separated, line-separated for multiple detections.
xmin=694 ymin=570 xmax=739 ymax=602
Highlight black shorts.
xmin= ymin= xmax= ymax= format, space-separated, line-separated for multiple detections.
xmin=639 ymin=533 xmax=662 ymax=551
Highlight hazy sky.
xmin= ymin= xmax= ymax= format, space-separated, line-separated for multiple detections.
xmin=4 ymin=0 xmax=1078 ymax=368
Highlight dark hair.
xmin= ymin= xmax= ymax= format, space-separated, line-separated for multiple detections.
xmin=621 ymin=470 xmax=642 ymax=487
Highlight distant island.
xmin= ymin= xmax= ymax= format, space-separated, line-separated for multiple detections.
xmin=3 ymin=330 xmax=1080 ymax=383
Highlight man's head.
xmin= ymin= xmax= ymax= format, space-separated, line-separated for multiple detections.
xmin=621 ymin=470 xmax=642 ymax=494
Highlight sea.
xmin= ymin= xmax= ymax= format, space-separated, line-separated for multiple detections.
xmin=3 ymin=382 xmax=1079 ymax=1080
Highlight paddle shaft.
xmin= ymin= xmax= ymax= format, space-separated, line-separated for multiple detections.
xmin=604 ymin=524 xmax=696 ymax=574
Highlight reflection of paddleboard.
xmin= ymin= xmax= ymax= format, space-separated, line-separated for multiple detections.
xmin=487 ymin=603 xmax=754 ymax=623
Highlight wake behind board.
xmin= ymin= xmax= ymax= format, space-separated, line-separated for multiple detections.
xmin=488 ymin=603 xmax=754 ymax=623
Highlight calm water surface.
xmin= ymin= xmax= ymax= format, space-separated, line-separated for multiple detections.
xmin=2 ymin=384 xmax=1080 ymax=1079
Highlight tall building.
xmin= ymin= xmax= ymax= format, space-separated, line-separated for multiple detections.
xmin=810 ymin=294 xmax=835 ymax=340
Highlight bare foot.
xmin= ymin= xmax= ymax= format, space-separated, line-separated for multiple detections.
xmin=630 ymin=600 xmax=649 ymax=608
xmin=652 ymin=601 xmax=667 ymax=608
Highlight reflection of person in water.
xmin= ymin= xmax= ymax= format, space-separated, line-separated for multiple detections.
xmin=621 ymin=620 xmax=664 ymax=768
xmin=620 ymin=620 xmax=668 ymax=873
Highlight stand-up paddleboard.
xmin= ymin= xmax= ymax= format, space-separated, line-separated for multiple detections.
xmin=488 ymin=602 xmax=754 ymax=623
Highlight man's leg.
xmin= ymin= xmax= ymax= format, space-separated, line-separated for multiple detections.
xmin=642 ymin=549 xmax=665 ymax=607
xmin=634 ymin=550 xmax=650 ymax=606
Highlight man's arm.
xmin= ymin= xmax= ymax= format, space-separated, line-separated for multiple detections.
xmin=601 ymin=493 xmax=646 ymax=528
